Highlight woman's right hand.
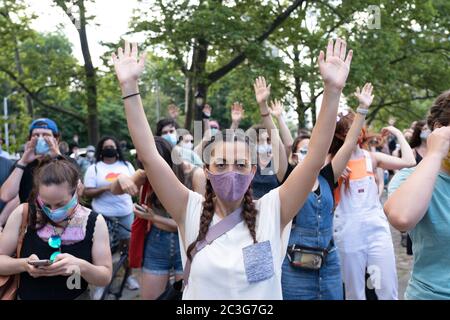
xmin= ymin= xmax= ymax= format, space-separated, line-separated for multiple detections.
xmin=112 ymin=41 xmax=147 ymax=87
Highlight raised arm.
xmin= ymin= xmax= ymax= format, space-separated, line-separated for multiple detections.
xmin=384 ymin=126 xmax=450 ymax=231
xmin=112 ymin=41 xmax=189 ymax=227
xmin=332 ymin=83 xmax=374 ymax=182
xmin=373 ymin=126 xmax=416 ymax=170
xmin=269 ymin=99 xmax=294 ymax=156
xmin=230 ymin=102 xmax=244 ymax=130
xmin=193 ymin=104 xmax=213 ymax=157
xmin=254 ymin=78 xmax=288 ymax=182
xmin=280 ymin=38 xmax=352 ymax=229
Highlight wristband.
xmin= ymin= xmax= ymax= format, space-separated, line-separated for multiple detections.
xmin=122 ymin=92 xmax=140 ymax=100
xmin=356 ymin=107 xmax=369 ymax=116
xmin=14 ymin=162 xmax=27 ymax=170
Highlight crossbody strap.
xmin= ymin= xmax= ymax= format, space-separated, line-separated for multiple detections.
xmin=183 ymin=207 xmax=244 ymax=286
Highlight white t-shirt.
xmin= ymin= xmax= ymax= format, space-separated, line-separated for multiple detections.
xmin=179 ymin=187 xmax=291 ymax=300
xmin=84 ymin=161 xmax=135 ymax=217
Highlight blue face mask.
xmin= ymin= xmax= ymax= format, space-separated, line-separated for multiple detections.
xmin=37 ymin=193 xmax=78 ymax=223
xmin=210 ymin=128 xmax=218 ymax=136
xmin=35 ymin=137 xmax=50 ymax=155
xmin=162 ymin=133 xmax=177 ymax=146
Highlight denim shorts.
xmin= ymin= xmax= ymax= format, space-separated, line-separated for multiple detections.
xmin=142 ymin=225 xmax=183 ymax=276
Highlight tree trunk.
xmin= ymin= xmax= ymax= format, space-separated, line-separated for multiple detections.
xmin=184 ymin=38 xmax=208 ymax=131
xmin=77 ymin=0 xmax=99 ymax=144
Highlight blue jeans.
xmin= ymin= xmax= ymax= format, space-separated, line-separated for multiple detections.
xmin=281 ymin=249 xmax=343 ymax=300
xmin=142 ymin=225 xmax=183 ymax=276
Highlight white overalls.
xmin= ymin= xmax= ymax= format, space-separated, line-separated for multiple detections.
xmin=333 ymin=150 xmax=398 ymax=300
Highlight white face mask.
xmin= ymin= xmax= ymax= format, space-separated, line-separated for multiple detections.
xmin=181 ymin=142 xmax=193 ymax=150
xmin=86 ymin=151 xmax=95 ymax=158
xmin=420 ymin=129 xmax=431 ymax=140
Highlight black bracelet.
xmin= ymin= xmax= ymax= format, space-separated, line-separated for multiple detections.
xmin=14 ymin=162 xmax=27 ymax=170
xmin=122 ymin=92 xmax=140 ymax=100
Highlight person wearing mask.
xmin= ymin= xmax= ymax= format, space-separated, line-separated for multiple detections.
xmin=0 ymin=158 xmax=112 ymax=300
xmin=0 ymin=118 xmax=71 ymax=205
xmin=290 ymin=134 xmax=311 ymax=165
xmin=281 ymin=83 xmax=375 ymax=300
xmin=111 ymin=137 xmax=205 ymax=299
xmin=82 ymin=136 xmax=139 ymax=298
xmin=176 ymin=131 xmax=203 ymax=168
xmin=330 ymin=106 xmax=416 ymax=300
xmin=249 ymin=79 xmax=290 ymax=200
xmin=112 ymin=38 xmax=352 ymax=299
xmin=78 ymin=145 xmax=96 ymax=178
xmin=385 ymin=90 xmax=450 ymax=300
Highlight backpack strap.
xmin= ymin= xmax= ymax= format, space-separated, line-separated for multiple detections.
xmin=183 ymin=207 xmax=244 ymax=286
xmin=16 ymin=204 xmax=29 ymax=259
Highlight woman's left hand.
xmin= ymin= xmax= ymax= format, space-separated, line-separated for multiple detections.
xmin=39 ymin=253 xmax=83 ymax=277
xmin=133 ymin=203 xmax=155 ymax=221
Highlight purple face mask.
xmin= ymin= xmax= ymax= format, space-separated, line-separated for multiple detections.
xmin=207 ymin=170 xmax=254 ymax=202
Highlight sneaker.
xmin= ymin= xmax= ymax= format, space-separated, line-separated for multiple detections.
xmin=125 ymin=275 xmax=140 ymax=290
xmin=92 ymin=286 xmax=105 ymax=300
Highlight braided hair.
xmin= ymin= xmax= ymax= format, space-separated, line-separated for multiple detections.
xmin=186 ymin=129 xmax=258 ymax=261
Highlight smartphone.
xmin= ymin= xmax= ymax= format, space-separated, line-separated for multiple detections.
xmin=28 ymin=259 xmax=52 ymax=267
xmin=134 ymin=204 xmax=147 ymax=213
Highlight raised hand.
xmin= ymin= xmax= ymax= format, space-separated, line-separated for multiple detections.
xmin=254 ymin=76 xmax=271 ymax=105
xmin=167 ymin=104 xmax=180 ymax=119
xmin=19 ymin=137 xmax=42 ymax=165
xmin=318 ymin=38 xmax=353 ymax=90
xmin=203 ymin=104 xmax=212 ymax=117
xmin=231 ymin=102 xmax=244 ymax=123
xmin=112 ymin=41 xmax=146 ymax=86
xmin=269 ymin=99 xmax=284 ymax=118
xmin=44 ymin=136 xmax=61 ymax=157
xmin=354 ymin=83 xmax=374 ymax=110
xmin=381 ymin=126 xmax=402 ymax=138
xmin=427 ymin=126 xmax=450 ymax=160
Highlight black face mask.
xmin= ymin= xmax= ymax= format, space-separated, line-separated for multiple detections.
xmin=102 ymin=147 xmax=117 ymax=158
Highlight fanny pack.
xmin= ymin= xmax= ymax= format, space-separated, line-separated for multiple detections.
xmin=286 ymin=240 xmax=334 ymax=270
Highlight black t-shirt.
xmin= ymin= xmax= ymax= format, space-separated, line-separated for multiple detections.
xmin=282 ymin=162 xmax=337 ymax=196
xmin=9 ymin=156 xmax=80 ymax=203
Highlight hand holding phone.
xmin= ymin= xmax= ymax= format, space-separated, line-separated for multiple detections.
xmin=134 ymin=203 xmax=154 ymax=220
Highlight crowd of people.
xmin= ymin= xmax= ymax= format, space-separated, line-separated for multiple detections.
xmin=0 ymin=38 xmax=448 ymax=300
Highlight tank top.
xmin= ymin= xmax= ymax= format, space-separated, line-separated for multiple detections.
xmin=252 ymin=161 xmax=279 ymax=199
xmin=18 ymin=210 xmax=98 ymax=300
